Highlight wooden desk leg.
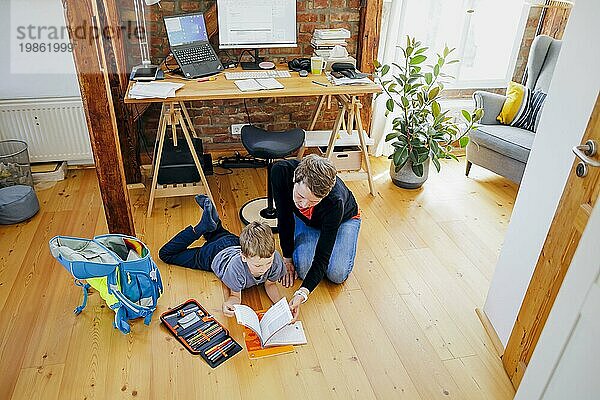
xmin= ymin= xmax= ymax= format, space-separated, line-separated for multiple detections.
xmin=179 ymin=101 xmax=199 ymax=138
xmin=170 ymin=103 xmax=178 ymax=147
xmin=177 ymin=113 xmax=214 ymax=204
xmin=347 ymin=97 xmax=356 ymax=135
xmin=147 ymin=103 xmax=169 ymax=216
xmin=309 ymin=95 xmax=326 ymax=131
xmin=297 ymin=95 xmax=327 ymax=159
xmin=325 ymin=105 xmax=346 ymax=159
xmin=353 ymin=98 xmax=375 ymax=195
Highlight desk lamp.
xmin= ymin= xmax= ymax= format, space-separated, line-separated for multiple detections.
xmin=130 ymin=0 xmax=161 ymax=81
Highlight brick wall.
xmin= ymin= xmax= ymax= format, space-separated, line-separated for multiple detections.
xmin=118 ymin=0 xmax=361 ymax=150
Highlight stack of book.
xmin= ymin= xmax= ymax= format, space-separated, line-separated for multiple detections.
xmin=311 ymin=28 xmax=350 ymax=58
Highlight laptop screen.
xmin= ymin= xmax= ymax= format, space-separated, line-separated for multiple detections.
xmin=164 ymin=14 xmax=208 ymax=46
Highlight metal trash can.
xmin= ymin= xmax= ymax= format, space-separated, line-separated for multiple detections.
xmin=0 ymin=140 xmax=34 ymax=188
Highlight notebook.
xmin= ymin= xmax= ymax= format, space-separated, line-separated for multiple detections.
xmin=233 ymin=78 xmax=284 ymax=92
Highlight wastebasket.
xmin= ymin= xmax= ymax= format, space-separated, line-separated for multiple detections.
xmin=0 ymin=140 xmax=34 ymax=188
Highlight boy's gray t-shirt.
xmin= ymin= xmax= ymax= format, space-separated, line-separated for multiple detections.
xmin=211 ymin=246 xmax=285 ymax=292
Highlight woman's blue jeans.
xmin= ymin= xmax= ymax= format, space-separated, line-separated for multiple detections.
xmin=292 ymin=215 xmax=361 ymax=284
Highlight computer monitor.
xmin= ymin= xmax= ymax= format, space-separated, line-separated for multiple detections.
xmin=217 ymin=0 xmax=297 ymax=69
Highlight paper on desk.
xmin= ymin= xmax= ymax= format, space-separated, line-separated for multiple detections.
xmin=234 ymin=78 xmax=284 ymax=92
xmin=327 ymin=75 xmax=374 ymax=86
xmin=129 ymin=82 xmax=185 ymax=99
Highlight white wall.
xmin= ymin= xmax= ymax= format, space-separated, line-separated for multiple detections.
xmin=0 ymin=0 xmax=80 ymax=99
xmin=483 ymin=0 xmax=600 ymax=347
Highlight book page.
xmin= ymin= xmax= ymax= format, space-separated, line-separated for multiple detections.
xmin=255 ymin=78 xmax=284 ymax=90
xmin=265 ymin=321 xmax=307 ymax=347
xmin=233 ymin=79 xmax=262 ymax=92
xmin=259 ymin=298 xmax=293 ymax=343
xmin=233 ymin=304 xmax=263 ymax=342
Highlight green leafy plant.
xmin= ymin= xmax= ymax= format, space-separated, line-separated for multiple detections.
xmin=374 ymin=36 xmax=483 ymax=177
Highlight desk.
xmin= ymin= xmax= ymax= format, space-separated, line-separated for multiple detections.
xmin=125 ymin=69 xmax=381 ymax=215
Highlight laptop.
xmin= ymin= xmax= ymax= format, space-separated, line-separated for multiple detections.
xmin=164 ymin=13 xmax=223 ymax=78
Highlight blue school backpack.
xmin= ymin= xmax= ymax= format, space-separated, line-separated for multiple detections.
xmin=49 ymin=234 xmax=164 ymax=334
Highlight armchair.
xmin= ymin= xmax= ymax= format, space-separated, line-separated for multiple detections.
xmin=466 ymin=35 xmax=562 ymax=183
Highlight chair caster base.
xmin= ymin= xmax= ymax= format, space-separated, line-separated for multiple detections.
xmin=240 ymin=197 xmax=278 ymax=232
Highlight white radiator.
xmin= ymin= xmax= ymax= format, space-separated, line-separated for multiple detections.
xmin=0 ymin=97 xmax=93 ymax=164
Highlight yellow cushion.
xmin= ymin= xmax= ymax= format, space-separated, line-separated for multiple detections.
xmin=497 ymin=81 xmax=527 ymax=125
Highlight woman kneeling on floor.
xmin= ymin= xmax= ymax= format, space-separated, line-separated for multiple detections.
xmin=271 ymin=154 xmax=361 ymax=321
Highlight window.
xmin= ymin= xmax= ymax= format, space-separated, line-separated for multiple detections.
xmin=383 ymin=0 xmax=528 ymax=88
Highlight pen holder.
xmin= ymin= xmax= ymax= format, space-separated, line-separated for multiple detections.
xmin=160 ymin=299 xmax=242 ymax=368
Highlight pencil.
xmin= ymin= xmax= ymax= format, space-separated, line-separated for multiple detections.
xmin=205 ymin=337 xmax=233 ymax=357
xmin=208 ymin=341 xmax=237 ymax=362
xmin=198 ymin=76 xmax=217 ymax=82
xmin=311 ymin=80 xmax=327 ymax=87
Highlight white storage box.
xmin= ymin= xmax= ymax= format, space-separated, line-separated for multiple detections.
xmin=318 ymin=146 xmax=362 ymax=171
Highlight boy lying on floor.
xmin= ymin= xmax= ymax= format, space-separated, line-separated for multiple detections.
xmin=159 ymin=195 xmax=285 ymax=316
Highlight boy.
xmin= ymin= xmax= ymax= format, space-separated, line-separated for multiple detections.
xmin=159 ymin=195 xmax=285 ymax=316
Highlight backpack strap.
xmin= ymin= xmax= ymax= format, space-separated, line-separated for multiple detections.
xmin=106 ymin=271 xmax=155 ymax=331
xmin=111 ymin=304 xmax=131 ymax=334
xmin=73 ymin=279 xmax=91 ymax=315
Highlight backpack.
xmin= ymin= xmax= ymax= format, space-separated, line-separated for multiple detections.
xmin=49 ymin=234 xmax=164 ymax=334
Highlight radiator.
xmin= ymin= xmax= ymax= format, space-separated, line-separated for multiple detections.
xmin=0 ymin=97 xmax=93 ymax=164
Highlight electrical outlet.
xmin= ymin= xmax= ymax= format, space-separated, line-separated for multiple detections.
xmin=230 ymin=123 xmax=248 ymax=136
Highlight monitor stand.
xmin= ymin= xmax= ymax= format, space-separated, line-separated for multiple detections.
xmin=240 ymin=49 xmax=274 ymax=70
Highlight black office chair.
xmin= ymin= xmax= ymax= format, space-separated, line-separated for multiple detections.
xmin=240 ymin=125 xmax=305 ymax=231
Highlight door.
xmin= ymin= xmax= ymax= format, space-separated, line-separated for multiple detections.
xmin=502 ymin=93 xmax=600 ymax=388
xmin=543 ymin=283 xmax=600 ymax=399
xmin=515 ymin=201 xmax=600 ymax=400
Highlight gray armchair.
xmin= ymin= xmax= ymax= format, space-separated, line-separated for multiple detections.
xmin=466 ymin=35 xmax=562 ymax=183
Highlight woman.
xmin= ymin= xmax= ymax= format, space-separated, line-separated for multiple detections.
xmin=271 ymin=154 xmax=361 ymax=321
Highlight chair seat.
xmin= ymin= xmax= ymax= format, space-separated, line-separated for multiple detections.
xmin=470 ymin=125 xmax=535 ymax=164
xmin=241 ymin=125 xmax=305 ymax=159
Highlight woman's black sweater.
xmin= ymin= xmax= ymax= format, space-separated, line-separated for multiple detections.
xmin=271 ymin=160 xmax=359 ymax=292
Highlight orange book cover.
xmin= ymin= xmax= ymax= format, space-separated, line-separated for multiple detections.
xmin=242 ymin=311 xmax=295 ymax=359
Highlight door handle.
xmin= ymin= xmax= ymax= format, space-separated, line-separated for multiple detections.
xmin=572 ymin=140 xmax=599 ymax=177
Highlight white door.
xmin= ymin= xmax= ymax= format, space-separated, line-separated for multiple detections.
xmin=515 ymin=203 xmax=600 ymax=399
xmin=544 ymin=283 xmax=600 ymax=399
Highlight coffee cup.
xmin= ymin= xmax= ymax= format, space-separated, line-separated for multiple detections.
xmin=311 ymin=56 xmax=326 ymax=75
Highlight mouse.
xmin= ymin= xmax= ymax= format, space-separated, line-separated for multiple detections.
xmin=340 ymin=69 xmax=358 ymax=79
xmin=299 ymin=70 xmax=309 ymax=77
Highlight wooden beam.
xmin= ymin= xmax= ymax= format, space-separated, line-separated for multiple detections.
xmin=205 ymin=3 xmax=218 ymax=38
xmin=97 ymin=0 xmax=142 ymax=184
xmin=63 ymin=0 xmax=135 ymax=235
xmin=357 ymin=0 xmax=384 ymax=135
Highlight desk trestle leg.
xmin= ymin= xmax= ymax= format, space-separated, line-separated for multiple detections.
xmin=323 ymin=95 xmax=375 ymax=196
xmin=147 ymin=101 xmax=213 ymax=217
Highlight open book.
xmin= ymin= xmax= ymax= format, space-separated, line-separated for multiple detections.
xmin=233 ymin=78 xmax=284 ymax=92
xmin=233 ymin=298 xmax=307 ymax=348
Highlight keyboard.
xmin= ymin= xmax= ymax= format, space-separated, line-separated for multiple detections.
xmin=224 ymin=70 xmax=292 ymax=80
xmin=174 ymin=45 xmax=217 ymax=66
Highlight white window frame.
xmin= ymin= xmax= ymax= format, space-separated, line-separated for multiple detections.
xmin=381 ymin=0 xmax=530 ymax=89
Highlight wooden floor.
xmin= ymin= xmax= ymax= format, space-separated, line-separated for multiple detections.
xmin=0 ymin=156 xmax=518 ymax=400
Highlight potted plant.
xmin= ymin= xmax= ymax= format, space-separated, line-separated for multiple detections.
xmin=374 ymin=36 xmax=483 ymax=189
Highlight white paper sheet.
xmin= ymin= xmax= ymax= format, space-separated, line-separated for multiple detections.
xmin=265 ymin=321 xmax=307 ymax=347
xmin=258 ymin=298 xmax=293 ymax=343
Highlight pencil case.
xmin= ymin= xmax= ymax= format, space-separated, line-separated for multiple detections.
xmin=160 ymin=299 xmax=242 ymax=368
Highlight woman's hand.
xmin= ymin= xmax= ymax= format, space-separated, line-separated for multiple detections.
xmin=280 ymin=257 xmax=297 ymax=288
xmin=289 ymin=294 xmax=303 ymax=323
